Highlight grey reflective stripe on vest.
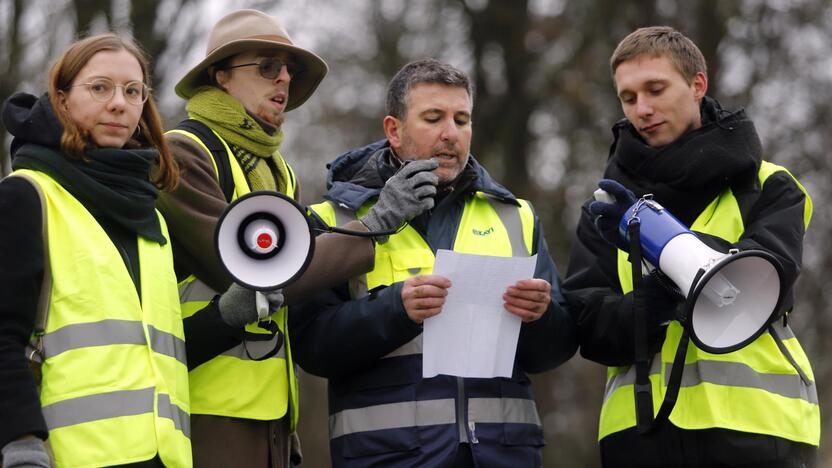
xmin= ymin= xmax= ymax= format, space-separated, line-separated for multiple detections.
xmin=483 ymin=196 xmax=528 ymax=257
xmin=42 ymin=387 xmax=155 ymax=430
xmin=221 ymin=335 xmax=287 ymax=360
xmin=382 ymin=336 xmax=422 ymax=359
xmin=603 ymin=357 xmax=662 ymax=403
xmin=147 ymin=324 xmax=187 ymax=365
xmin=468 ymin=397 xmax=541 ymax=426
xmin=329 ymin=398 xmax=456 ymax=439
xmin=673 ymin=360 xmax=818 ymax=404
xmin=179 ymin=278 xmax=217 ymax=303
xmin=332 ymin=203 xmax=368 ymax=299
xmin=158 ymin=393 xmax=191 ymax=438
xmin=602 ymin=349 xmax=817 ymax=405
xmin=41 ymin=319 xmax=146 ymax=360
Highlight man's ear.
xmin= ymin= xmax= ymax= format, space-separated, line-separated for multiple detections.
xmin=692 ymin=71 xmax=708 ymax=101
xmin=383 ymin=115 xmax=402 ymax=150
xmin=214 ymin=68 xmax=229 ymax=91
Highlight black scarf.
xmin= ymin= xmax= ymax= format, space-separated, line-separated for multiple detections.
xmin=3 ymin=92 xmax=165 ymax=244
xmin=603 ymin=96 xmax=762 ymax=226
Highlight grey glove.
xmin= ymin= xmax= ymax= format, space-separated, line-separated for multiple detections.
xmin=360 ymin=159 xmax=439 ymax=234
xmin=2 ymin=437 xmax=50 ymax=468
xmin=218 ymin=283 xmax=284 ymax=328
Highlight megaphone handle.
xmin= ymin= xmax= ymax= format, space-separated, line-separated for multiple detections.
xmin=256 ymin=291 xmax=269 ymax=321
xmin=593 ymin=188 xmax=615 ymax=204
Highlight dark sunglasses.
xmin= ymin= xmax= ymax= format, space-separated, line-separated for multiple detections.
xmin=223 ymin=58 xmax=303 ymax=80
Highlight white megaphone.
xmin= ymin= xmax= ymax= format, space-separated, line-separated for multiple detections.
xmin=215 ymin=191 xmax=315 ymax=319
xmin=596 ymin=190 xmax=785 ymax=354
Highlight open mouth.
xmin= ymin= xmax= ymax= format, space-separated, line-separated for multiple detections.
xmin=270 ymin=94 xmax=286 ymax=106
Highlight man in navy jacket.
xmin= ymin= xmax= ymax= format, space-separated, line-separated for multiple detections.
xmin=291 ymin=59 xmax=577 ymax=468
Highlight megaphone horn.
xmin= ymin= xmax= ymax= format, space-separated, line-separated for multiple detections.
xmin=611 ymin=194 xmax=786 ymax=354
xmin=215 ymin=191 xmax=315 ymax=292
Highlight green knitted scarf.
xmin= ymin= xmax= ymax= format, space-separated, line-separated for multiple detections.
xmin=187 ymin=86 xmax=289 ymax=192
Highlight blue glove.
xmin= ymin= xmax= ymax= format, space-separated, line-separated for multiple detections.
xmin=589 ymin=179 xmax=637 ymax=251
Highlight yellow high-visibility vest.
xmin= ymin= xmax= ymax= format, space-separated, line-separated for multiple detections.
xmin=311 ymin=191 xmax=541 ymax=440
xmin=14 ymin=169 xmax=191 ymax=468
xmin=166 ymin=126 xmax=299 ymax=427
xmin=600 ymin=161 xmax=819 ymax=446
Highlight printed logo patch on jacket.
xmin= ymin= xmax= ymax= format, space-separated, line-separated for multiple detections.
xmin=472 ymin=226 xmax=495 ymax=236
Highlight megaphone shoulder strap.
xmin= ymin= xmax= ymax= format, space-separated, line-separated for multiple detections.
xmin=768 ymin=323 xmax=810 ymax=386
xmin=629 ymin=220 xmax=655 ymax=434
xmin=652 ymin=332 xmax=689 ymax=430
xmin=630 ymin=217 xmax=695 ymax=435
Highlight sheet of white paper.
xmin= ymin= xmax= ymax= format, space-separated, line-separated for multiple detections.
xmin=423 ymin=250 xmax=538 ymax=378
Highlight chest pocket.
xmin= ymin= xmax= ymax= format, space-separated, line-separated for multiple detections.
xmin=368 ymin=249 xmax=435 ymax=290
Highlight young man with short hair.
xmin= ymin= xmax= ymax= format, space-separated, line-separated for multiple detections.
xmin=564 ymin=26 xmax=819 ymax=467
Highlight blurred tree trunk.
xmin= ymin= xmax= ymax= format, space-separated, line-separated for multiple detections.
xmin=73 ymin=0 xmax=112 ymax=34
xmin=0 ymin=0 xmax=25 ymax=176
xmin=463 ymin=0 xmax=538 ymax=200
xmin=130 ymin=0 xmax=200 ymax=85
xmin=130 ymin=1 xmax=168 ymax=80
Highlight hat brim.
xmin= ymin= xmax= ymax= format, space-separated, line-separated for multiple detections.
xmin=175 ymin=39 xmax=328 ymax=112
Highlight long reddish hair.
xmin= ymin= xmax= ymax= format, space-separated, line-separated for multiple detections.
xmin=48 ymin=33 xmax=178 ymax=191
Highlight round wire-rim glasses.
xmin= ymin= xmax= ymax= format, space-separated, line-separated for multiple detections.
xmin=66 ymin=77 xmax=150 ymax=105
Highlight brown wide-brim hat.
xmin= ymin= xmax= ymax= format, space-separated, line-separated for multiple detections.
xmin=175 ymin=9 xmax=328 ymax=112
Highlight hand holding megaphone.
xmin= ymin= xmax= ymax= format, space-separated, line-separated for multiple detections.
xmin=590 ymin=179 xmax=637 ymax=251
xmin=589 ymin=178 xmax=786 ymax=354
xmin=360 ymin=158 xmax=439 ymax=236
xmin=218 ymin=283 xmax=285 ymax=328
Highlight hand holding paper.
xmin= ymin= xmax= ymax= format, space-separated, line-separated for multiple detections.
xmin=401 ymin=274 xmax=452 ymax=324
xmin=423 ymin=250 xmax=538 ymax=378
xmin=504 ymin=278 xmax=551 ymax=322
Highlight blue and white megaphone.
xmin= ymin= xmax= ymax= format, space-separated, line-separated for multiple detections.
xmin=596 ymin=190 xmax=785 ymax=354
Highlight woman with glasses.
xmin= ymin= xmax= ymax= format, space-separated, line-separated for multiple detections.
xmin=0 ymin=33 xmax=271 ymax=468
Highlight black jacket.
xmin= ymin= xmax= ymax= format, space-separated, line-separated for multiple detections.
xmin=0 ymin=94 xmax=240 ymax=450
xmin=562 ymin=97 xmax=809 ymax=366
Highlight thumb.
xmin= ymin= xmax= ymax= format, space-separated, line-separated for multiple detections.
xmin=264 ymin=289 xmax=284 ymax=310
xmin=398 ymin=158 xmax=439 ymax=178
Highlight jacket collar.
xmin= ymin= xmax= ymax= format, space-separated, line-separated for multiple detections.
xmin=323 ymin=139 xmax=518 ymax=212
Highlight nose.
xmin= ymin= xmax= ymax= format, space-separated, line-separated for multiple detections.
xmin=274 ymin=64 xmax=292 ymax=84
xmin=107 ymin=87 xmax=127 ymax=111
xmin=635 ymin=94 xmax=653 ymax=119
xmin=440 ymin=118 xmax=459 ymax=142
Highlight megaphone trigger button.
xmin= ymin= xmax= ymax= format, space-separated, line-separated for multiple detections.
xmin=257 ymin=233 xmax=273 ymax=249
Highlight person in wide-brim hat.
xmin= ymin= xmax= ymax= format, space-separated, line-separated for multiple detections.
xmin=175 ymin=8 xmax=328 ymax=111
xmin=158 ymin=8 xmax=379 ymax=468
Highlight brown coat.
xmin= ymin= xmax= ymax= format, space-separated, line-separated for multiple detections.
xmin=157 ymin=132 xmax=375 ymax=302
xmin=157 ymin=131 xmax=374 ymax=468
